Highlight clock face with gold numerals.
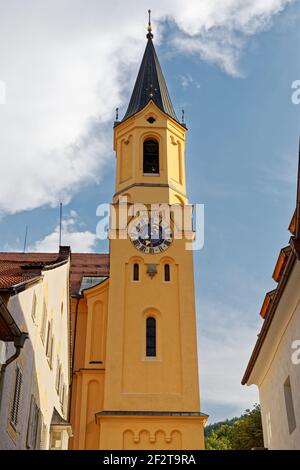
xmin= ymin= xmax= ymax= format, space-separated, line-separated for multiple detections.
xmin=128 ymin=213 xmax=172 ymax=254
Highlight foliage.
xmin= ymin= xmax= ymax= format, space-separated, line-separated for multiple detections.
xmin=205 ymin=404 xmax=264 ymax=450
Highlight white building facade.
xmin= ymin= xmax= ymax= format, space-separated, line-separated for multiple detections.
xmin=0 ymin=248 xmax=72 ymax=450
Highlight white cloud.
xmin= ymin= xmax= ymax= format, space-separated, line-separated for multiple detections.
xmin=198 ymin=300 xmax=261 ymax=415
xmin=29 ymin=212 xmax=97 ymax=253
xmin=179 ymin=74 xmax=201 ymax=89
xmin=0 ymin=0 xmax=295 ymax=215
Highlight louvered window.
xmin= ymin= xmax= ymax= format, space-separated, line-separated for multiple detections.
xmin=55 ymin=359 xmax=61 ymax=393
xmin=31 ymin=292 xmax=37 ymax=322
xmin=45 ymin=320 xmax=54 ymax=364
xmin=59 ymin=373 xmax=64 ymax=405
xmin=143 ymin=139 xmax=159 ymax=174
xmin=26 ymin=395 xmax=41 ymax=449
xmin=40 ymin=419 xmax=47 ymax=450
xmin=40 ymin=300 xmax=47 ymax=343
xmin=45 ymin=321 xmax=51 ymax=356
xmin=10 ymin=365 xmax=22 ymax=428
xmin=49 ymin=335 xmax=54 ymax=369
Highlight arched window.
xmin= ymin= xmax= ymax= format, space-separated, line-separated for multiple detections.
xmin=164 ymin=264 xmax=170 ymax=282
xmin=143 ymin=139 xmax=159 ymax=174
xmin=146 ymin=317 xmax=156 ymax=357
xmin=133 ymin=263 xmax=139 ymax=281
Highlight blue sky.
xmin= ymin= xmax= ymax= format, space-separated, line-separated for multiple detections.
xmin=0 ymin=1 xmax=299 ymax=423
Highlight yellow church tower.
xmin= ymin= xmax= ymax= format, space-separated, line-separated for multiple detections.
xmin=69 ymin=14 xmax=207 ymax=450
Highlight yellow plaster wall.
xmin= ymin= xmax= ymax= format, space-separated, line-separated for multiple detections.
xmin=70 ymin=102 xmax=205 ymax=450
xmin=97 ymin=416 xmax=206 ymax=450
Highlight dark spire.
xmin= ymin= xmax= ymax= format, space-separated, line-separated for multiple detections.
xmin=121 ymin=12 xmax=179 ymax=124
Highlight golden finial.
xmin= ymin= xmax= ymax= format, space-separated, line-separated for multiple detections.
xmin=147 ymin=9 xmax=153 ymax=39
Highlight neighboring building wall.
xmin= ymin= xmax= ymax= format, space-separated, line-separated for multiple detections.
xmin=259 ymin=297 xmax=300 ymax=449
xmin=0 ymin=261 xmax=70 ymax=450
xmin=69 ymin=280 xmax=109 ymax=450
xmin=248 ymin=260 xmax=300 ymax=450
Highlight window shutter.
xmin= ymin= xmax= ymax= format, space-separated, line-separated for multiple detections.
xmin=35 ymin=408 xmax=42 ymax=450
xmin=26 ymin=395 xmax=35 ymax=449
xmin=59 ymin=373 xmax=64 ymax=404
xmin=40 ymin=301 xmax=47 ymax=343
xmin=49 ymin=335 xmax=54 ymax=369
xmin=45 ymin=321 xmax=51 ymax=357
xmin=40 ymin=420 xmax=47 ymax=450
xmin=63 ymin=385 xmax=68 ymax=416
xmin=55 ymin=358 xmax=60 ymax=392
xmin=31 ymin=292 xmax=37 ymax=322
xmin=10 ymin=366 xmax=22 ymax=428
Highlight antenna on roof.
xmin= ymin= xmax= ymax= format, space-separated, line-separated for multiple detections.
xmin=59 ymin=202 xmax=63 ymax=248
xmin=23 ymin=225 xmax=28 ymax=253
xmin=181 ymin=109 xmax=185 ymax=125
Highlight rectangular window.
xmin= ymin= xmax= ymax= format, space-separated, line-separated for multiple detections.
xmin=45 ymin=321 xmax=51 ymax=357
xmin=284 ymin=376 xmax=297 ymax=434
xmin=59 ymin=374 xmax=64 ymax=405
xmin=31 ymin=292 xmax=37 ymax=322
xmin=49 ymin=335 xmax=54 ymax=369
xmin=55 ymin=358 xmax=61 ymax=393
xmin=164 ymin=264 xmax=170 ymax=282
xmin=62 ymin=385 xmax=68 ymax=416
xmin=40 ymin=300 xmax=47 ymax=343
xmin=146 ymin=317 xmax=156 ymax=357
xmin=10 ymin=365 xmax=22 ymax=428
xmin=61 ymin=384 xmax=65 ymax=409
xmin=26 ymin=395 xmax=41 ymax=449
xmin=40 ymin=418 xmax=47 ymax=450
xmin=133 ymin=263 xmax=139 ymax=281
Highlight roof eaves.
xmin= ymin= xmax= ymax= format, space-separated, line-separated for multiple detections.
xmin=0 ymin=275 xmax=42 ymax=295
xmin=242 ymin=249 xmax=296 ymax=385
xmin=0 ymin=295 xmax=22 ymax=341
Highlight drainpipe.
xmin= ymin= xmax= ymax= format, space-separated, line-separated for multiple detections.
xmin=68 ymin=296 xmax=80 ymax=422
xmin=1 ymin=332 xmax=28 ymax=371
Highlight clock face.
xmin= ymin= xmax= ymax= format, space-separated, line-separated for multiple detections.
xmin=129 ymin=214 xmax=172 ymax=254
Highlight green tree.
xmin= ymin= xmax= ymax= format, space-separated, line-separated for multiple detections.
xmin=205 ymin=404 xmax=264 ymax=450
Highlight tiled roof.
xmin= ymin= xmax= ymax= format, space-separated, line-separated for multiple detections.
xmin=70 ymin=253 xmax=110 ymax=295
xmin=0 ymin=252 xmax=110 ymax=296
xmin=0 ymin=254 xmax=58 ymax=290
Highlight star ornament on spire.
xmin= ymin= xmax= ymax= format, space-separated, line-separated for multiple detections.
xmin=147 ymin=9 xmax=153 ymax=39
xmin=146 ymin=83 xmax=158 ymax=98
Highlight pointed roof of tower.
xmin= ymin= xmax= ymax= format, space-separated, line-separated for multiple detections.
xmin=121 ymin=12 xmax=179 ymax=124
